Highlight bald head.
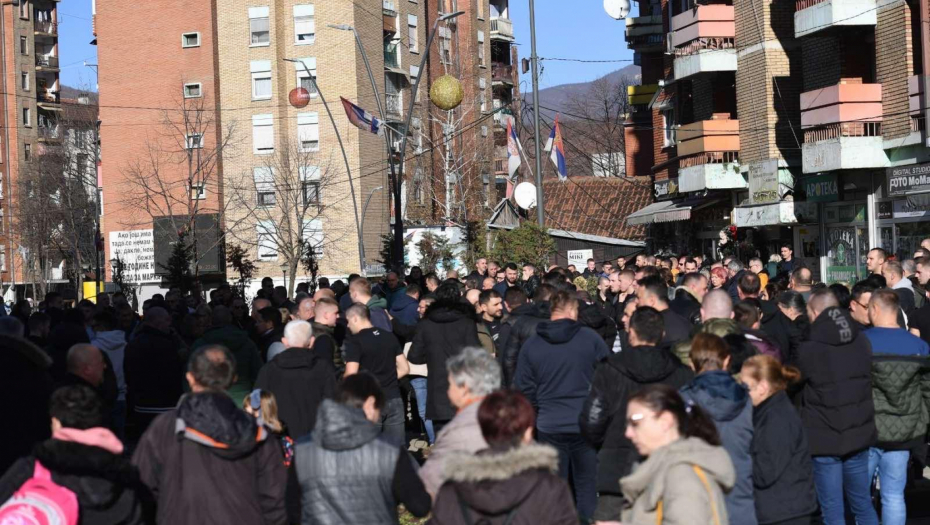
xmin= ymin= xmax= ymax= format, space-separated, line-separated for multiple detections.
xmin=67 ymin=344 xmax=105 ymax=387
xmin=807 ymin=289 xmax=839 ymax=321
xmin=313 ymin=288 xmax=335 ymax=301
xmin=701 ymin=289 xmax=733 ymax=322
xmin=465 ymin=288 xmax=481 ymax=306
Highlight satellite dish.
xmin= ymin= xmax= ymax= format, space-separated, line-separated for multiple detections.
xmin=604 ymin=0 xmax=631 ymax=19
xmin=514 ymin=182 xmax=537 ymax=210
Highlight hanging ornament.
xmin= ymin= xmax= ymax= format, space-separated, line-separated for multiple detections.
xmin=429 ymin=75 xmax=464 ymax=111
xmin=289 ymin=87 xmax=311 ymax=108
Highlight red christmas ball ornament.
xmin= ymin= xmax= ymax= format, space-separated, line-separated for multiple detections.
xmin=289 ymin=87 xmax=311 ymax=108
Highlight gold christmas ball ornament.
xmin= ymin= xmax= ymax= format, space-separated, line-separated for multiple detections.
xmin=429 ymin=75 xmax=464 ymax=110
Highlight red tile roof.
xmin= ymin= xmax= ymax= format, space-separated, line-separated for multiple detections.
xmin=542 ymin=176 xmax=652 ymax=241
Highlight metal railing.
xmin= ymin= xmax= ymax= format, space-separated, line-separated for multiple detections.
xmin=36 ymin=55 xmax=58 ymax=68
xmin=386 ymin=93 xmax=402 ymax=117
xmin=803 ymin=121 xmax=882 ymax=142
xmin=796 ymin=0 xmax=830 ymax=11
xmin=490 ymin=17 xmax=513 ymax=38
xmin=34 ymin=20 xmax=57 ymax=34
xmin=911 ymin=116 xmax=926 ymax=133
xmin=679 ymin=151 xmax=739 ymax=168
xmin=37 ymin=91 xmax=60 ymax=104
xmin=494 ymin=158 xmax=506 ymax=174
xmin=491 ymin=63 xmax=513 ymax=83
xmin=674 ymin=36 xmax=735 ymax=56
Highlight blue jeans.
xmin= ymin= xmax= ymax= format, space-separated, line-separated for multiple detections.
xmin=811 ymin=450 xmax=879 ymax=525
xmin=537 ymin=431 xmax=597 ymax=522
xmin=410 ymin=378 xmax=435 ymax=444
xmin=868 ymin=447 xmax=908 ymax=525
xmin=379 ymin=397 xmax=406 ymax=448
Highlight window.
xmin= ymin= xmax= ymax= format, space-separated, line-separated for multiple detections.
xmin=294 ymin=5 xmax=315 ymax=44
xmin=183 ymin=82 xmax=202 ymax=98
xmin=0 ymin=245 xmax=6 ymax=272
xmin=19 ymin=1 xmax=28 ymax=19
xmin=257 ymin=221 xmax=278 ymax=260
xmin=477 ymin=0 xmax=484 ymax=18
xmin=479 ymin=78 xmax=486 ymax=112
xmin=477 ymin=31 xmax=485 ymax=67
xmin=482 ymin=173 xmax=490 ymax=206
xmin=408 ymin=15 xmax=418 ymax=53
xmin=413 ymin=168 xmax=424 ymax=204
xmin=97 ymin=189 xmax=103 ymax=217
xmin=294 ymin=57 xmax=318 ymax=97
xmin=298 ymin=113 xmax=320 ymax=152
xmin=662 ymin=108 xmax=676 ymax=147
xmin=302 ymin=219 xmax=324 ymax=257
xmin=24 ymin=143 xmax=31 ymax=162
xmin=252 ymin=114 xmax=274 ymax=154
xmin=182 ymin=32 xmax=200 ymax=48
xmin=410 ymin=65 xmax=421 ymax=102
xmin=19 ymin=37 xmax=27 ymax=55
xmin=254 ymin=167 xmax=275 ymax=206
xmin=186 ymin=133 xmax=204 ymax=149
xmin=302 ymin=181 xmax=320 ymax=206
xmin=249 ymin=7 xmax=270 ymax=46
xmin=251 ymin=60 xmax=272 ymax=100
xmin=22 ymin=108 xmax=30 ymax=127
xmin=439 ymin=27 xmax=452 ymax=64
xmin=21 ymin=72 xmax=29 ymax=91
xmin=190 ymin=183 xmax=206 ymax=200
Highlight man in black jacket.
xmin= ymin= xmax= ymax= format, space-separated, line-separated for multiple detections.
xmin=580 ymin=307 xmax=693 ymax=521
xmin=725 ymin=260 xmax=748 ymax=305
xmin=635 ymin=275 xmax=691 ymax=346
xmin=501 ymin=284 xmax=554 ymax=386
xmin=798 ymin=289 xmax=878 ymax=525
xmin=670 ymin=272 xmax=706 ymax=326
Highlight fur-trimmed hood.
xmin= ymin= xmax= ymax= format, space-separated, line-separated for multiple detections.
xmin=440 ymin=443 xmax=560 ymax=515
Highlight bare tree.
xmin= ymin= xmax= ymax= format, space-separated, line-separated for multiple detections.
xmin=561 ymin=74 xmax=635 ymax=178
xmin=225 ymin=137 xmax=349 ymax=296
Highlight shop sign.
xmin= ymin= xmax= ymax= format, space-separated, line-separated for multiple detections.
xmin=888 ymin=162 xmax=930 ymax=196
xmin=877 ymin=201 xmax=893 ymax=220
xmin=747 ymin=160 xmax=779 ymax=205
xmin=567 ymin=249 xmax=593 ymax=268
xmin=893 ymin=195 xmax=930 ymax=218
xmin=825 ymin=227 xmax=858 ymax=284
xmin=654 ymin=178 xmax=679 ymax=200
xmin=803 ymin=174 xmax=839 ymax=203
xmin=109 ymin=229 xmax=156 ymax=283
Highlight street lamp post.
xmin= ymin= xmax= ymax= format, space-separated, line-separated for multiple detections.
xmin=330 ymin=11 xmax=464 ymax=272
xmin=528 ymin=0 xmax=545 ymax=227
xmin=282 ymin=58 xmax=365 ymax=274
xmin=360 ymin=186 xmax=384 ymax=249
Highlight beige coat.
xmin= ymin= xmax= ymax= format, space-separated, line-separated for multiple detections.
xmin=418 ymin=401 xmax=488 ymax=498
xmin=621 ymin=437 xmax=736 ymax=525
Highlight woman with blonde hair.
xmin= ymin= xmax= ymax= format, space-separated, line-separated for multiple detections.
xmin=740 ymin=355 xmax=817 ymax=525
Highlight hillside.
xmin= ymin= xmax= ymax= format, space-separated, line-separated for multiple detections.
xmin=527 ymin=64 xmax=641 ymax=115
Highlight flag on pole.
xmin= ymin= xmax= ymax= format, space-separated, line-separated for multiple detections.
xmin=340 ymin=97 xmax=384 ymax=136
xmin=544 ymin=115 xmax=568 ymax=181
xmin=507 ymin=118 xmax=522 ymax=181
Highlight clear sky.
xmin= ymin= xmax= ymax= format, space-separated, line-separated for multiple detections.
xmin=59 ymin=0 xmax=635 ymax=91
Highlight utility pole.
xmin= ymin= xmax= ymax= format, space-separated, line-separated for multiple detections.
xmin=528 ymin=0 xmax=545 ymax=226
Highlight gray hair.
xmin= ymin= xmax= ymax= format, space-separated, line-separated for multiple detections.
xmin=446 ymin=346 xmax=501 ymax=397
xmin=903 ymin=258 xmax=917 ymax=275
xmin=727 ymin=260 xmax=745 ymax=272
xmin=283 ymin=320 xmax=313 ymax=348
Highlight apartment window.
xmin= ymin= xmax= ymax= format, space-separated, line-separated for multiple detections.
xmin=479 ymin=78 xmax=486 ymax=112
xmin=413 ymin=168 xmax=424 ymax=204
xmin=477 ymin=31 xmax=485 ymax=67
xmin=19 ymin=37 xmax=27 ymax=55
xmin=298 ymin=113 xmax=320 ymax=152
xmin=302 ymin=219 xmax=324 ymax=257
xmin=249 ymin=7 xmax=270 ymax=46
xmin=19 ymin=1 xmax=28 ymax=19
xmin=183 ymin=82 xmax=202 ymax=98
xmin=410 ymin=65 xmax=421 ymax=102
xmin=252 ymin=114 xmax=274 ymax=154
xmin=408 ymin=15 xmax=418 ymax=53
xmin=21 ymin=72 xmax=29 ymax=91
xmin=662 ymin=108 xmax=676 ymax=147
xmin=97 ymin=188 xmax=103 ymax=216
xmin=24 ymin=143 xmax=31 ymax=161
xmin=22 ymin=107 xmax=30 ymax=127
xmin=477 ymin=0 xmax=484 ymax=18
xmin=190 ymin=183 xmax=206 ymax=200
xmin=302 ymin=181 xmax=320 ymax=206
xmin=294 ymin=5 xmax=315 ymax=44
xmin=439 ymin=27 xmax=452 ymax=64
xmin=251 ymin=60 xmax=272 ymax=100
xmin=294 ymin=57 xmax=318 ymax=97
xmin=182 ymin=32 xmax=200 ymax=48
xmin=0 ymin=245 xmax=6 ymax=272
xmin=482 ymin=173 xmax=490 ymax=206
xmin=254 ymin=167 xmax=276 ymax=206
xmin=186 ymin=133 xmax=204 ymax=149
xmin=257 ymin=221 xmax=278 ymax=260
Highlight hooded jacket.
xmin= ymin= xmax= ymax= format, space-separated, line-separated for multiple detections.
xmin=751 ymin=391 xmax=818 ymax=524
xmin=193 ymin=325 xmax=264 ymax=406
xmin=124 ymin=325 xmax=185 ymax=416
xmin=367 ymin=296 xmax=393 ymax=333
xmin=429 ymin=444 xmax=577 ymax=525
xmin=255 ymin=347 xmax=337 ymax=439
xmin=671 ymin=288 xmax=702 ymax=326
xmin=132 ymin=392 xmax=287 ymax=525
xmin=513 ymin=319 xmax=610 ymax=434
xmin=0 ymin=437 xmax=153 ymax=525
xmin=92 ymin=330 xmax=128 ymax=401
xmin=580 ymin=345 xmax=693 ymax=493
xmin=295 ymin=400 xmax=430 ymax=525
xmin=502 ymin=302 xmax=550 ymax=386
xmin=0 ymin=334 xmax=53 ymax=474
xmin=408 ymin=299 xmax=482 ymax=421
xmin=797 ymin=306 xmax=877 ymax=456
xmin=621 ymin=437 xmax=736 ymax=525
xmin=388 ymin=293 xmax=420 ymax=327
xmin=681 ymin=371 xmax=757 ymax=525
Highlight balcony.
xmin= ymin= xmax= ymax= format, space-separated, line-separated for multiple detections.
xmin=37 ymin=124 xmax=61 ymax=142
xmin=34 ymin=20 xmax=57 ymax=36
xmin=676 ymin=119 xmax=745 ymax=192
xmin=490 ymin=17 xmax=514 ymax=41
xmin=909 ymin=75 xmax=926 ymax=134
xmin=794 ymin=0 xmax=878 ymax=38
xmin=384 ymin=43 xmax=400 ymax=69
xmin=35 ymin=55 xmax=58 ymax=70
xmin=800 ymin=83 xmax=887 ymax=173
xmin=37 ymin=90 xmax=60 ymax=105
xmin=386 ymin=93 xmax=402 ymax=120
xmin=492 ymin=63 xmax=514 ymax=85
xmin=493 ymin=106 xmax=514 ymax=128
xmin=625 ymin=15 xmax=664 ymax=52
xmin=383 ymin=0 xmax=397 ymax=33
xmin=628 ymin=84 xmax=658 ymax=106
xmin=671 ymin=5 xmax=736 ymax=80
xmin=494 ymin=158 xmax=507 ymax=175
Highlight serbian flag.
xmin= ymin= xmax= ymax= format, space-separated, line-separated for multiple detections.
xmin=340 ymin=97 xmax=384 ymax=136
xmin=545 ymin=115 xmax=568 ymax=181
xmin=506 ymin=118 xmax=522 ymax=180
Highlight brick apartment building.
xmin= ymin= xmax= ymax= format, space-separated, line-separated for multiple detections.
xmin=95 ymin=0 xmax=513 ymax=295
xmin=623 ymin=0 xmax=930 ymax=283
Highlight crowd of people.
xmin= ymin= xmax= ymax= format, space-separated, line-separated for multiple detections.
xmin=3 ymin=240 xmax=930 ymax=524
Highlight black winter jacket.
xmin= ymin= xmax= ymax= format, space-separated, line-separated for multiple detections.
xmin=407 ymin=299 xmax=482 ymax=421
xmin=579 ymin=300 xmax=618 ymax=347
xmin=670 ymin=288 xmax=702 ymax=326
xmin=751 ymin=391 xmax=818 ymax=524
xmin=797 ymin=307 xmax=877 ymax=456
xmin=726 ymin=270 xmax=747 ymax=304
xmin=580 ymin=345 xmax=693 ymax=493
xmin=123 ymin=326 xmax=186 ymax=414
xmin=0 ymin=334 xmax=53 ymax=474
xmin=0 ymin=440 xmax=154 ymax=525
xmin=501 ymin=302 xmax=550 ymax=386
xmin=255 ymin=348 xmax=337 ymax=439
xmin=871 ymin=354 xmax=930 ymax=449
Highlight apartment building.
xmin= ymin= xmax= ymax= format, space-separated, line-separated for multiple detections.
xmin=623 ymin=0 xmax=930 ymax=282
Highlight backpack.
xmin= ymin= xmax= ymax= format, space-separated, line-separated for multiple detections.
xmin=0 ymin=460 xmax=79 ymax=525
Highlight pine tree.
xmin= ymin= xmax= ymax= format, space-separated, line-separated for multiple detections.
xmin=160 ymin=228 xmax=195 ymax=294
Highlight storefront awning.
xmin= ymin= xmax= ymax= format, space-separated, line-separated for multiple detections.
xmin=626 ymin=197 xmax=724 ymax=225
xmin=733 ymin=201 xmax=819 ymax=227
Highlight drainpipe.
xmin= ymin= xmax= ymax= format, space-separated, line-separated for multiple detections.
xmin=921 ymin=0 xmax=930 ymax=147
